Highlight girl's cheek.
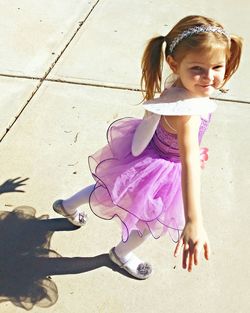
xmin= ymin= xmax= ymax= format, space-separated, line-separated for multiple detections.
xmin=192 ymin=74 xmax=200 ymax=81
xmin=188 ymin=72 xmax=195 ymax=79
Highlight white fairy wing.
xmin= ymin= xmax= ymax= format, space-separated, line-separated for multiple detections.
xmin=143 ymin=97 xmax=217 ymax=116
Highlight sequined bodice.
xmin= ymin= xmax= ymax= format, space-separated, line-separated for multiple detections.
xmin=151 ymin=115 xmax=211 ymax=162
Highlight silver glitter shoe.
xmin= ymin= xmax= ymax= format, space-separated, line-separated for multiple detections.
xmin=53 ymin=199 xmax=87 ymax=227
xmin=109 ymin=247 xmax=152 ymax=280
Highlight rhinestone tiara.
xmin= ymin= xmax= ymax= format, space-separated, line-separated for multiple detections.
xmin=168 ymin=25 xmax=230 ymax=54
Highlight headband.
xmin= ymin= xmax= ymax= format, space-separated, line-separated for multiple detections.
xmin=168 ymin=25 xmax=230 ymax=54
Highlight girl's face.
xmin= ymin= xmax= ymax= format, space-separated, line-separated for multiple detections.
xmin=167 ymin=48 xmax=226 ymax=97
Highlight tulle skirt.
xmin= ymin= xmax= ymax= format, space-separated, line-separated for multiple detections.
xmin=88 ymin=118 xmax=185 ymax=242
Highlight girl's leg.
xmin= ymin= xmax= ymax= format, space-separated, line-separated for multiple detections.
xmin=62 ymin=184 xmax=95 ymax=214
xmin=114 ymin=229 xmax=151 ymax=262
xmin=53 ymin=184 xmax=95 ymax=226
xmin=110 ymin=228 xmax=152 ymax=279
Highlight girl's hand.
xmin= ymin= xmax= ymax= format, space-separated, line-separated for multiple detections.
xmin=174 ymin=221 xmax=210 ymax=272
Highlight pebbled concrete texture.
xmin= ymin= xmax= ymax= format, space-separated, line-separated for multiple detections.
xmin=0 ymin=76 xmax=39 ymax=138
xmin=0 ymin=0 xmax=99 ymax=77
xmin=0 ymin=1 xmax=249 ymax=313
xmin=48 ymin=0 xmax=250 ymax=102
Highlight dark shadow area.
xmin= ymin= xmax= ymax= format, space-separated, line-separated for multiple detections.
xmin=0 ymin=206 xmax=131 ymax=311
xmin=0 ymin=177 xmax=29 ymax=194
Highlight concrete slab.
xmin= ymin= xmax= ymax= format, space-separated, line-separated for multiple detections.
xmin=0 ymin=82 xmax=142 ymax=211
xmin=48 ymin=0 xmax=250 ymax=102
xmin=0 ymin=81 xmax=249 ymax=312
xmin=0 ymin=76 xmax=39 ymax=139
xmin=0 ymin=0 xmax=98 ymax=77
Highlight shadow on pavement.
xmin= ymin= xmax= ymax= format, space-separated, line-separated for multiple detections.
xmin=0 ymin=206 xmax=130 ymax=311
xmin=0 ymin=177 xmax=29 ymax=194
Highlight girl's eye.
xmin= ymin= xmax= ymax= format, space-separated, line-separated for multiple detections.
xmin=213 ymin=65 xmax=224 ymax=70
xmin=190 ymin=66 xmax=203 ymax=72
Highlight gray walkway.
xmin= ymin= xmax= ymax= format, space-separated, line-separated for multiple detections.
xmin=0 ymin=1 xmax=249 ymax=312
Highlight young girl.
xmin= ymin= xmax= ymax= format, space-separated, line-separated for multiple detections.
xmin=53 ymin=15 xmax=242 ymax=279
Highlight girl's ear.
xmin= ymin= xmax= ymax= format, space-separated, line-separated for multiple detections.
xmin=166 ymin=55 xmax=179 ymax=74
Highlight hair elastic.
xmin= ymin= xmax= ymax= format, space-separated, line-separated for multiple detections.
xmin=168 ymin=25 xmax=230 ymax=54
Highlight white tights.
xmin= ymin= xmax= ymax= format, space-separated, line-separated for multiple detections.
xmin=62 ymin=184 xmax=95 ymax=213
xmin=114 ymin=229 xmax=150 ymax=263
xmin=61 ymin=185 xmax=150 ymax=261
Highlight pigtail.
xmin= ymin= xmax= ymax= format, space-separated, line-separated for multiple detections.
xmin=141 ymin=36 xmax=165 ymax=101
xmin=224 ymin=34 xmax=243 ymax=83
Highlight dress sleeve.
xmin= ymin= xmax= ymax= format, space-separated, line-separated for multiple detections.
xmin=131 ymin=113 xmax=160 ymax=157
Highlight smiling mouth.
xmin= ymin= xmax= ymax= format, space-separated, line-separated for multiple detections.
xmin=200 ymin=85 xmax=213 ymax=88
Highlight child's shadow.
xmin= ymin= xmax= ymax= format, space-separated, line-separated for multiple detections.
xmin=0 ymin=206 xmax=126 ymax=311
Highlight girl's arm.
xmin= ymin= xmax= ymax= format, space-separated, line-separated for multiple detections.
xmin=131 ymin=112 xmax=160 ymax=157
xmin=173 ymin=115 xmax=210 ymax=271
xmin=177 ymin=115 xmax=202 ymax=222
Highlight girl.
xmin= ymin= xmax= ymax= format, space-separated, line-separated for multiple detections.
xmin=53 ymin=15 xmax=242 ymax=279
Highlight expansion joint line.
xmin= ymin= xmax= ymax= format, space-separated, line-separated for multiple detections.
xmin=0 ymin=0 xmax=101 ymax=142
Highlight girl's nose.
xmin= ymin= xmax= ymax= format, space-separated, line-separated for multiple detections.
xmin=202 ymin=69 xmax=213 ymax=81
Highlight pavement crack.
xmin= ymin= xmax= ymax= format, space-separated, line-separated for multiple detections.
xmin=44 ymin=77 xmax=142 ymax=93
xmin=0 ymin=73 xmax=41 ymax=81
xmin=0 ymin=0 xmax=102 ymax=143
xmin=0 ymin=79 xmax=43 ymax=142
xmin=39 ymin=0 xmax=102 ymax=84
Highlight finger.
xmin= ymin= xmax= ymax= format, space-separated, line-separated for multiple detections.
xmin=16 ymin=183 xmax=27 ymax=187
xmin=188 ymin=251 xmax=194 ymax=272
xmin=204 ymin=242 xmax=210 ymax=260
xmin=188 ymin=243 xmax=196 ymax=272
xmin=194 ymin=242 xmax=202 ymax=265
xmin=12 ymin=177 xmax=22 ymax=182
xmin=174 ymin=240 xmax=182 ymax=257
xmin=17 ymin=177 xmax=29 ymax=183
xmin=182 ymin=242 xmax=189 ymax=269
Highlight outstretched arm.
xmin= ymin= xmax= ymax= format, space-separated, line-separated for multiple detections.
xmin=131 ymin=112 xmax=160 ymax=157
xmin=173 ymin=115 xmax=210 ymax=271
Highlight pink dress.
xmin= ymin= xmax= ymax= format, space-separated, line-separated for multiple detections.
xmin=88 ymin=114 xmax=211 ymax=242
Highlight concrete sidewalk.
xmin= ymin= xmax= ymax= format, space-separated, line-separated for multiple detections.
xmin=0 ymin=1 xmax=249 ymax=312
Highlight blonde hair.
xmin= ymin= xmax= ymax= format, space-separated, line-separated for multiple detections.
xmin=141 ymin=15 xmax=243 ymax=100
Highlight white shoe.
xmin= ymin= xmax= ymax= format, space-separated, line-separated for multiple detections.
xmin=109 ymin=247 xmax=152 ymax=280
xmin=53 ymin=199 xmax=87 ymax=227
